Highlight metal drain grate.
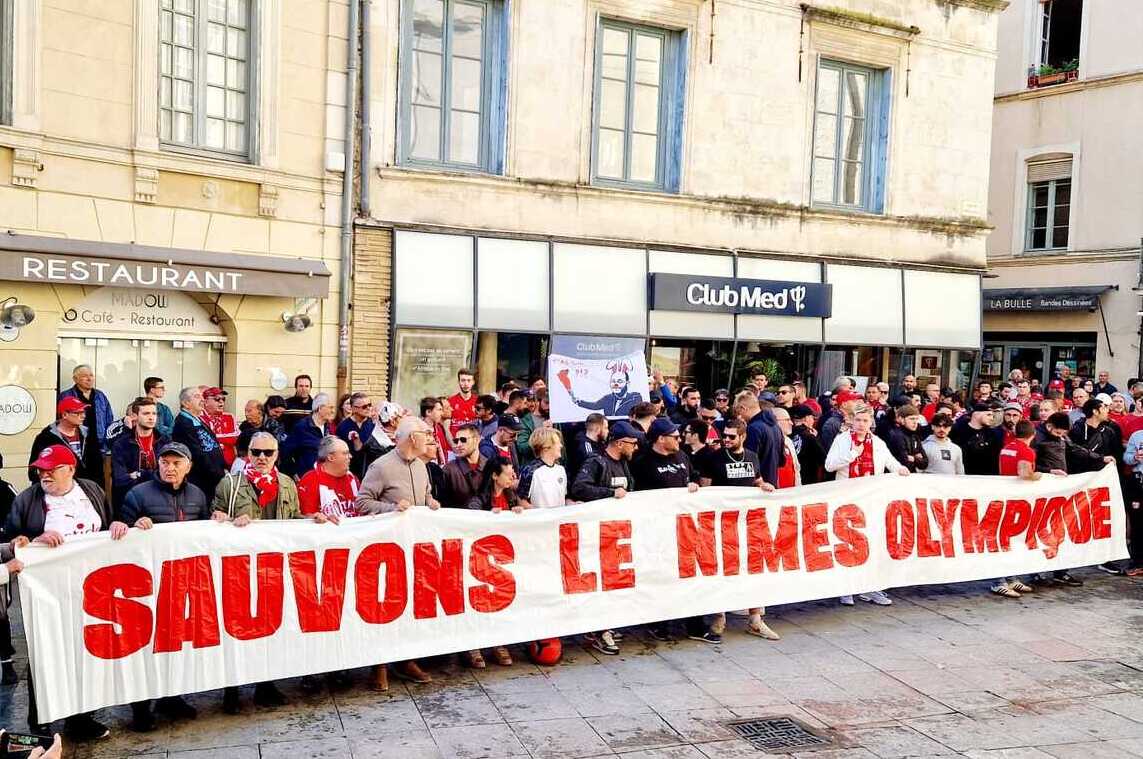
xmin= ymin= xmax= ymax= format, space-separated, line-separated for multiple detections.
xmin=728 ymin=716 xmax=832 ymax=752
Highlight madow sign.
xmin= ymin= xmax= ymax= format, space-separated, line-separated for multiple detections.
xmin=649 ymin=273 xmax=832 ymax=318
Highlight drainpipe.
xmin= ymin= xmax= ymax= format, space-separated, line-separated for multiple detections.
xmin=338 ymin=0 xmax=360 ymax=392
xmin=359 ymin=0 xmax=372 ymax=217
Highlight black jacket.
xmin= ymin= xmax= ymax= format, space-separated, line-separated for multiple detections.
xmin=790 ymin=426 xmax=826 ymax=485
xmin=171 ymin=411 xmax=227 ymax=501
xmin=110 ymin=432 xmax=170 ymax=509
xmin=120 ymin=479 xmax=210 ymax=524
xmin=950 ymin=421 xmax=1003 ymax=476
xmin=1069 ymin=420 xmax=1123 ymax=467
xmin=745 ymin=410 xmax=784 ymax=487
xmin=571 ymin=453 xmax=635 ymax=502
xmin=28 ymin=423 xmax=103 ymax=485
xmin=5 ymin=478 xmax=110 ymax=540
xmin=567 ymin=429 xmax=604 ymax=480
xmin=886 ymin=426 xmax=930 ymax=473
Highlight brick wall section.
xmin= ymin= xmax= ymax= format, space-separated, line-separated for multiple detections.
xmin=350 ymin=225 xmax=392 ymax=399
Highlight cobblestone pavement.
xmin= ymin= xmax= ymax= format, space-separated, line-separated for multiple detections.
xmin=7 ymin=570 xmax=1143 ymax=758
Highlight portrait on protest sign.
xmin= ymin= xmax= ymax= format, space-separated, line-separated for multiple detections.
xmin=548 ymin=335 xmax=650 ymax=423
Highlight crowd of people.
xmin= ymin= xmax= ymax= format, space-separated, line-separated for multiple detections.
xmin=1 ymin=361 xmax=1140 ymax=742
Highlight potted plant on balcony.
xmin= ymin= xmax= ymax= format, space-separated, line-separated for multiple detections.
xmin=1028 ymin=59 xmax=1080 ymax=88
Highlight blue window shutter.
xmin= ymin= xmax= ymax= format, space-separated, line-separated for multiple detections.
xmin=663 ymin=30 xmax=687 ymax=193
xmin=870 ymin=68 xmax=892 ymax=214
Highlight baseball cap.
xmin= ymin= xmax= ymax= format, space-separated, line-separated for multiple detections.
xmin=1095 ymin=393 xmax=1113 ymax=406
xmin=759 ymin=391 xmax=777 ymax=403
xmin=790 ymin=404 xmax=814 ymax=420
xmin=834 ymin=390 xmax=862 ymax=405
xmin=972 ymin=403 xmax=991 ymax=413
xmin=1048 ymin=379 xmax=1065 ymax=390
xmin=31 ymin=445 xmax=77 ymax=470
xmin=378 ymin=401 xmax=403 ymax=423
xmin=157 ymin=441 xmax=193 ymax=460
xmin=646 ymin=417 xmax=681 ymax=442
xmin=608 ymin=420 xmax=641 ymax=442
xmin=714 ymin=388 xmax=730 ymax=400
xmin=203 ymin=387 xmax=228 ymax=398
xmin=1003 ymin=402 xmax=1023 ymax=413
xmin=497 ymin=413 xmax=524 ymax=432
xmin=57 ymin=396 xmax=88 ymax=415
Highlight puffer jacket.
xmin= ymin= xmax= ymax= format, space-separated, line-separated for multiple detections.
xmin=120 ymin=478 xmax=210 ymax=524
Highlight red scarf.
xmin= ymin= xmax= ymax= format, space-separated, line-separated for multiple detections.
xmin=245 ymin=466 xmax=280 ymax=509
xmin=137 ymin=432 xmax=156 ymax=471
xmin=848 ymin=432 xmax=875 ymax=478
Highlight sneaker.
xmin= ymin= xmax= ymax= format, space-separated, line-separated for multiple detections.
xmin=328 ymin=670 xmax=354 ymax=691
xmin=64 ymin=714 xmax=110 ymax=741
xmin=156 ymin=695 xmax=198 ymax=720
xmin=990 ymin=584 xmax=1021 ymax=598
xmin=1 ymin=660 xmax=18 ymax=686
xmin=839 ymin=595 xmax=855 ymax=606
xmin=687 ymin=631 xmax=723 ymax=645
xmin=1098 ymin=562 xmax=1126 ymax=576
xmin=610 ymin=629 xmax=625 ymax=641
xmin=253 ymin=682 xmax=288 ymax=707
xmin=859 ymin=591 xmax=892 ymax=606
xmin=492 ymin=646 xmax=513 ymax=666
xmin=1128 ymin=567 xmax=1143 ymax=577
xmin=647 ymin=625 xmax=674 ymax=642
xmin=222 ymin=687 xmax=240 ymax=715
xmin=1009 ymin=580 xmax=1034 ymax=593
xmin=392 ymin=661 xmax=432 ymax=684
xmin=1054 ymin=572 xmax=1084 ymax=587
xmin=746 ymin=619 xmax=781 ymax=640
xmin=590 ymin=630 xmax=620 ymax=656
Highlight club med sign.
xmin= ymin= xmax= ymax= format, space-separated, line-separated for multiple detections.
xmin=650 ymin=273 xmax=832 ymax=317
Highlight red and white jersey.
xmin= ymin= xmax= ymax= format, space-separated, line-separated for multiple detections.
xmin=297 ymin=468 xmax=361 ymax=519
xmin=203 ymin=412 xmax=239 ymax=466
xmin=448 ymin=392 xmax=478 ymax=436
xmin=44 ymin=486 xmax=102 ymax=537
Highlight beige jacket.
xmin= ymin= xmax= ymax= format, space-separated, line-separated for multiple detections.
xmin=356 ymin=447 xmax=432 ymax=514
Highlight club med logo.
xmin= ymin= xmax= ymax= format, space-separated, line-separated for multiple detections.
xmin=686 ymin=283 xmax=808 ymax=312
xmin=650 ymin=274 xmax=830 ymax=318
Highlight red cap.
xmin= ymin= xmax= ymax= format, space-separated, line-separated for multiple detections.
xmin=57 ymin=396 xmax=88 ymax=415
xmin=203 ymin=387 xmax=228 ymax=398
xmin=31 ymin=444 xmax=78 ymax=470
xmin=834 ymin=390 xmax=863 ymax=405
xmin=1048 ymin=379 xmax=1064 ymax=390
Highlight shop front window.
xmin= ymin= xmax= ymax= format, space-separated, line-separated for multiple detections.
xmin=58 ymin=338 xmax=223 ymax=418
xmin=1050 ymin=345 xmax=1096 ymax=381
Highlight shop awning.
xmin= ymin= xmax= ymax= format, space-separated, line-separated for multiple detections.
xmin=0 ymin=233 xmax=331 ymax=298
xmin=983 ymin=285 xmax=1117 ymax=312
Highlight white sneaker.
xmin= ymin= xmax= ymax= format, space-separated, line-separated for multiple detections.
xmin=746 ymin=619 xmax=781 ymax=640
xmin=858 ymin=591 xmax=892 ymax=606
xmin=839 ymin=595 xmax=855 ymax=606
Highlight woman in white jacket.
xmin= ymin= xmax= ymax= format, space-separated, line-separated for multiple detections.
xmin=824 ymin=403 xmax=908 ymax=606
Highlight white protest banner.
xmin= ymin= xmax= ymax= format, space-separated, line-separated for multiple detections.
xmin=19 ymin=466 xmax=1125 ymax=721
xmin=548 ymin=335 xmax=650 ymax=423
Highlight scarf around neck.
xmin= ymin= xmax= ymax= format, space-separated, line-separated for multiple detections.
xmin=244 ymin=466 xmax=280 ymax=509
xmin=849 ymin=432 xmax=875 ymax=478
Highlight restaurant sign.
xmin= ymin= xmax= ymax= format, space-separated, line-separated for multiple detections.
xmin=649 ymin=273 xmax=832 ymax=318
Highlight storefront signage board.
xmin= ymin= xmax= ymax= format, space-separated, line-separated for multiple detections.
xmin=649 ymin=273 xmax=831 ymax=317
xmin=984 ymin=292 xmax=1100 ymax=311
xmin=549 ymin=335 xmax=650 ymax=423
xmin=392 ymin=330 xmax=474 ymax=411
xmin=59 ymin=288 xmax=225 ymax=338
xmin=0 ymin=234 xmax=330 ymax=298
xmin=0 ymin=385 xmax=37 ymax=435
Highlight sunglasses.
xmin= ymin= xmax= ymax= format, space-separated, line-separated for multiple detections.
xmin=723 ymin=434 xmax=739 ymax=441
xmin=353 ymin=403 xmax=373 ymax=410
xmin=250 ymin=448 xmax=276 ymax=458
xmin=455 ymin=436 xmax=472 ymax=443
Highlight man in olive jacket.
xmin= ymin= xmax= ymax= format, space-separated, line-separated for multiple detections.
xmin=209 ymin=431 xmax=312 ymax=715
xmin=211 ymin=431 xmax=302 ymax=522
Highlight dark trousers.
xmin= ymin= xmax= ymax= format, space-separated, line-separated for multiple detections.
xmin=0 ymin=615 xmax=13 ymax=660
xmin=1127 ymin=477 xmax=1143 ymax=566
